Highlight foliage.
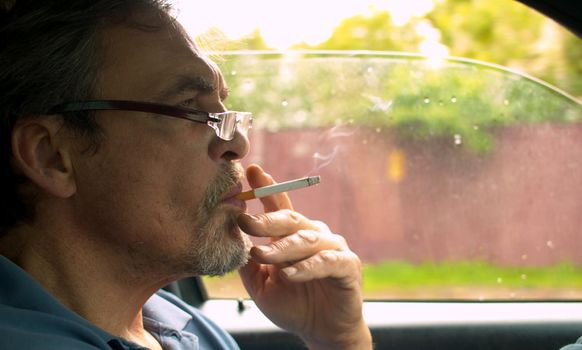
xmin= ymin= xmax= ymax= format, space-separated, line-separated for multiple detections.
xmin=220 ymin=53 xmax=580 ymax=154
xmin=205 ymin=0 xmax=582 ymax=153
xmin=563 ymin=35 xmax=582 ymax=95
xmin=278 ymin=0 xmax=581 ymax=96
xmin=426 ymin=0 xmax=582 ymax=96
xmin=293 ymin=11 xmax=421 ymax=52
xmin=427 ymin=0 xmax=543 ymax=64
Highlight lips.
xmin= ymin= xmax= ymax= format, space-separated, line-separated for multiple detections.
xmin=223 ymin=182 xmax=243 ymax=200
xmin=222 ymin=182 xmax=247 ymax=211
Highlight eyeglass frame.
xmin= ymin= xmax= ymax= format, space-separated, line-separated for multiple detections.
xmin=47 ymin=100 xmax=252 ymax=141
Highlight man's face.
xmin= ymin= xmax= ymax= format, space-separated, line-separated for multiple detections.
xmin=69 ymin=13 xmax=251 ymax=279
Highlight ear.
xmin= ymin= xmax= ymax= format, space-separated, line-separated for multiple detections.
xmin=11 ymin=117 xmax=77 ymax=198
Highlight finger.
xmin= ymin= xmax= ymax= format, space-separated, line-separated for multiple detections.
xmin=279 ymin=250 xmax=362 ymax=286
xmin=238 ymin=259 xmax=266 ymax=297
xmin=246 ymin=164 xmax=293 ymax=211
xmin=239 ymin=259 xmax=287 ymax=297
xmin=238 ymin=209 xmax=319 ymax=238
xmin=250 ymin=229 xmax=348 ymax=264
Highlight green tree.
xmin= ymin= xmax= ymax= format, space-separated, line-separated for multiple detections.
xmin=563 ymin=35 xmax=582 ymax=96
xmin=297 ymin=10 xmax=422 ymax=52
xmin=427 ymin=0 xmax=544 ymax=64
xmin=427 ymin=0 xmax=581 ymax=96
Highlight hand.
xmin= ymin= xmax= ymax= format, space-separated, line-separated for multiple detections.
xmin=237 ymin=164 xmax=372 ymax=350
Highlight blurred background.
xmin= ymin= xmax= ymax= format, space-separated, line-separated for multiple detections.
xmin=173 ymin=0 xmax=582 ymax=301
xmin=176 ymin=0 xmax=581 ymax=98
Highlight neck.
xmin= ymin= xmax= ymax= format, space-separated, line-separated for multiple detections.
xmin=1 ymin=220 xmax=174 ymax=348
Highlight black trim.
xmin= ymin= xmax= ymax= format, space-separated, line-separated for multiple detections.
xmin=517 ymin=0 xmax=582 ymax=38
xmin=163 ymin=277 xmax=208 ymax=307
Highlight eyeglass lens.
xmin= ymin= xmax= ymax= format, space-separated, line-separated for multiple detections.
xmin=211 ymin=112 xmax=252 ymax=141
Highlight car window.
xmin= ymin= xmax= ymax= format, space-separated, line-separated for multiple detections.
xmin=177 ymin=0 xmax=582 ymax=301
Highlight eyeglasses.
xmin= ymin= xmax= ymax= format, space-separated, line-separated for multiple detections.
xmin=47 ymin=100 xmax=252 ymax=141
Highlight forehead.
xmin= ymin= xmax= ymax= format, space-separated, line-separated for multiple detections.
xmin=96 ymin=15 xmax=225 ymax=101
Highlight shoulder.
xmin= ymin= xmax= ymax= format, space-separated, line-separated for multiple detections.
xmin=561 ymin=337 xmax=582 ymax=350
xmin=0 ymin=306 xmax=109 ymax=350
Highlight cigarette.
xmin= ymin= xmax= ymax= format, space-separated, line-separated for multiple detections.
xmin=236 ymin=176 xmax=321 ymax=201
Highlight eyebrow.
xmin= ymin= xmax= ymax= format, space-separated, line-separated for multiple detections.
xmin=157 ymin=75 xmax=230 ymax=102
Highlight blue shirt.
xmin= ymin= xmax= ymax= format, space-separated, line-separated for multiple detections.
xmin=562 ymin=337 xmax=582 ymax=350
xmin=0 ymin=256 xmax=240 ymax=349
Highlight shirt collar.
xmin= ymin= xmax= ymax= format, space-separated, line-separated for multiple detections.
xmin=143 ymin=292 xmax=192 ymax=331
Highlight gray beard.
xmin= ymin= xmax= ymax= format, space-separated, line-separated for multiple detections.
xmin=183 ymin=163 xmax=250 ymax=276
xmin=124 ymin=163 xmax=250 ymax=280
xmin=190 ymin=209 xmax=251 ymax=276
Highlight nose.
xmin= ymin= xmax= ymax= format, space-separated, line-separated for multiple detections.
xmin=208 ymin=125 xmax=250 ymax=162
xmin=204 ymin=85 xmax=249 ymax=161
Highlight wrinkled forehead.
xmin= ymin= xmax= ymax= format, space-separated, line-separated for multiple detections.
xmin=95 ymin=12 xmax=227 ymax=101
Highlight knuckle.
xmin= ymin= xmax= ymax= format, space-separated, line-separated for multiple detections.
xmin=271 ymin=238 xmax=291 ymax=251
xmin=319 ymin=250 xmax=339 ymax=263
xmin=345 ymin=251 xmax=362 ymax=269
xmin=335 ymin=234 xmax=348 ymax=247
xmin=311 ymin=220 xmax=329 ymax=231
xmin=298 ymin=230 xmax=318 ymax=244
xmin=297 ymin=255 xmax=319 ymax=271
xmin=283 ymin=209 xmax=302 ymax=225
xmin=257 ymin=213 xmax=274 ymax=227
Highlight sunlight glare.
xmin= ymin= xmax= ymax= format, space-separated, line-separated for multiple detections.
xmin=176 ymin=0 xmax=436 ymax=49
xmin=415 ymin=20 xmax=449 ymax=68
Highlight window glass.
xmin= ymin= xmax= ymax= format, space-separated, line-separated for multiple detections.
xmin=179 ymin=1 xmax=582 ymax=300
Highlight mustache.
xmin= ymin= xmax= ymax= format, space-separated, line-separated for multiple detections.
xmin=202 ymin=163 xmax=244 ymax=211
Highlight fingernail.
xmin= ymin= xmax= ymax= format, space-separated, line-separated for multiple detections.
xmin=255 ymin=245 xmax=272 ymax=254
xmin=282 ymin=266 xmax=297 ymax=277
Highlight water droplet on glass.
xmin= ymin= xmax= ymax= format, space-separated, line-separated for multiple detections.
xmin=438 ymin=100 xmax=444 ymax=106
xmin=547 ymin=240 xmax=555 ymax=249
xmin=423 ymin=97 xmax=430 ymax=104
xmin=454 ymin=134 xmax=462 ymax=145
xmin=375 ymin=127 xmax=381 ymax=133
xmin=450 ymin=96 xmax=457 ymax=103
xmin=521 ymin=274 xmax=527 ymax=280
xmin=281 ymin=100 xmax=289 ymax=107
xmin=496 ymin=277 xmax=503 ymax=284
xmin=231 ymin=70 xmax=237 ymax=76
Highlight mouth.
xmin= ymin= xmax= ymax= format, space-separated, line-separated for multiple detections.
xmin=221 ymin=182 xmax=247 ymax=211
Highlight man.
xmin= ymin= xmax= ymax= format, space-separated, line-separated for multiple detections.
xmin=0 ymin=1 xmax=372 ymax=349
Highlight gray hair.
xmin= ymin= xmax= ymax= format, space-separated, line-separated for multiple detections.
xmin=0 ymin=0 xmax=173 ymax=233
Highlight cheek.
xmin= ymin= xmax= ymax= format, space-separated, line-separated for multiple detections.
xmin=72 ymin=122 xmax=217 ymax=242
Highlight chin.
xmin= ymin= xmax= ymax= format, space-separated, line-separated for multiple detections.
xmin=191 ymin=208 xmax=249 ymax=276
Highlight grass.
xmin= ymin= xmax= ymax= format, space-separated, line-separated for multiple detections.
xmin=363 ymin=261 xmax=582 ymax=291
xmin=202 ymin=261 xmax=582 ymax=300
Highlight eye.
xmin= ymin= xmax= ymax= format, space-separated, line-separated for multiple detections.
xmin=179 ymin=98 xmax=197 ymax=108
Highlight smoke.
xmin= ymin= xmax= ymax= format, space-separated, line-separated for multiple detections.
xmin=310 ymin=145 xmax=342 ymax=175
xmin=307 ymin=124 xmax=358 ymax=175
